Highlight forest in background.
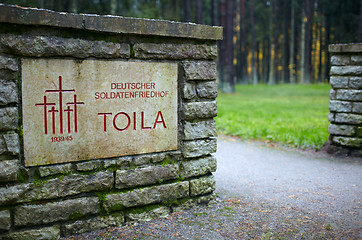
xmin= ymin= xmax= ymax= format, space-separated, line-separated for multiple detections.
xmin=1 ymin=0 xmax=361 ymax=92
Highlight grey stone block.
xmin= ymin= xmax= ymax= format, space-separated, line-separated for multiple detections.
xmin=0 ymin=107 xmax=18 ymax=131
xmin=352 ymin=102 xmax=362 ymax=113
xmin=0 ymin=133 xmax=19 ymax=156
xmin=104 ymin=156 xmax=132 ymax=168
xmin=328 ymin=124 xmax=356 ymax=136
xmin=104 ymin=182 xmax=189 ymax=211
xmin=0 ymin=79 xmax=18 ymax=105
xmin=38 ymin=163 xmax=73 ymax=177
xmin=182 ymin=138 xmax=217 ymax=158
xmin=115 ymin=164 xmax=179 ymax=189
xmin=3 ymin=227 xmax=60 ymax=240
xmin=0 ymin=210 xmax=11 ymax=230
xmin=133 ymin=155 xmax=152 ymax=166
xmin=182 ymin=82 xmax=196 ymax=99
xmin=330 ymin=55 xmax=350 ymax=66
xmin=183 ymin=119 xmax=217 ymax=140
xmin=172 ymin=193 xmax=216 ymax=213
xmin=336 ymin=89 xmax=362 ymax=101
xmin=0 ymin=183 xmax=32 ymax=205
xmin=0 ymin=5 xmax=222 ymax=40
xmin=357 ymin=127 xmax=362 ymax=137
xmin=0 ymin=35 xmax=130 ymax=58
xmin=14 ymin=197 xmax=98 ymax=226
xmin=330 ymin=66 xmax=362 ymax=76
xmin=329 ymin=89 xmax=336 ymax=100
xmin=351 ymin=55 xmax=362 ymax=65
xmin=0 ymin=171 xmax=113 ymax=205
xmin=0 ymin=55 xmax=18 ymax=72
xmin=134 ymin=43 xmax=217 ymax=60
xmin=330 ymin=76 xmax=349 ymax=89
xmin=76 ymin=160 xmax=102 ymax=171
xmin=0 ymin=160 xmax=19 ymax=182
xmin=190 ymin=175 xmax=216 ymax=197
xmin=329 ymin=43 xmax=362 ymax=53
xmin=62 ymin=213 xmax=124 ymax=236
xmin=328 ymin=113 xmax=335 ymax=123
xmin=132 ymin=153 xmax=170 ymax=166
xmin=183 ymin=101 xmax=217 ymax=120
xmin=149 ymin=152 xmax=169 ymax=164
xmin=329 ymin=100 xmax=352 ymax=113
xmin=180 ymin=156 xmax=217 ymax=179
xmin=196 ymin=81 xmax=218 ymax=99
xmin=332 ymin=136 xmax=362 ymax=147
xmin=335 ymin=113 xmax=362 ymax=125
xmin=126 ymin=206 xmax=169 ymax=222
xmin=182 ymin=61 xmax=217 ymax=80
xmin=350 ymin=77 xmax=362 ymax=89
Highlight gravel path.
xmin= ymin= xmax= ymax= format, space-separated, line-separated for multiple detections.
xmin=63 ymin=136 xmax=362 ymax=239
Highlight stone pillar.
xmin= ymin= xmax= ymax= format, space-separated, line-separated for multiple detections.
xmin=0 ymin=4 xmax=222 ymax=239
xmin=327 ymin=44 xmax=362 ymax=157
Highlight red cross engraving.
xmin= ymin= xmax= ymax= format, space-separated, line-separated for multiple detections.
xmin=64 ymin=105 xmax=73 ymax=134
xmin=48 ymin=106 xmax=59 ymax=135
xmin=46 ymin=76 xmax=75 ymax=134
xmin=67 ymin=95 xmax=84 ymax=133
xmin=35 ymin=96 xmax=56 ymax=135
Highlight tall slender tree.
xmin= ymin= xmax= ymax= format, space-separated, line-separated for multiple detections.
xmin=184 ymin=0 xmax=191 ymax=22
xmin=359 ymin=0 xmax=362 ymax=42
xmin=211 ymin=0 xmax=218 ymax=26
xmin=304 ymin=0 xmax=314 ymax=83
xmin=289 ymin=0 xmax=296 ymax=84
xmin=299 ymin=1 xmax=306 ymax=84
xmin=249 ymin=0 xmax=258 ymax=84
xmin=196 ymin=0 xmax=203 ymax=24
xmin=238 ymin=0 xmax=248 ymax=84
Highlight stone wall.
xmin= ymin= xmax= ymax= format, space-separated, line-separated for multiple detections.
xmin=0 ymin=4 xmax=222 ymax=239
xmin=327 ymin=44 xmax=362 ymax=157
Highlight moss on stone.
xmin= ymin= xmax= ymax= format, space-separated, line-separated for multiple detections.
xmin=108 ymin=203 xmax=125 ymax=212
xmin=69 ymin=211 xmax=85 ymax=221
xmin=126 ymin=204 xmax=162 ymax=215
xmin=18 ymin=168 xmax=28 ymax=183
xmin=162 ymin=198 xmax=179 ymax=207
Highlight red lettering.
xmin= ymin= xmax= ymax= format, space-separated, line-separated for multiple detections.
xmin=113 ymin=112 xmax=131 ymax=131
xmin=153 ymin=111 xmax=167 ymax=129
xmin=111 ymin=83 xmax=116 ymax=89
xmin=133 ymin=112 xmax=136 ymax=130
xmin=141 ymin=112 xmax=152 ymax=129
xmin=98 ymin=113 xmax=112 ymax=132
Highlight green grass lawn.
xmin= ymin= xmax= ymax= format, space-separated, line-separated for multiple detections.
xmin=216 ymin=84 xmax=331 ymax=149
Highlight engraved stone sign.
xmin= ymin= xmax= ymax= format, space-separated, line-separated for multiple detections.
xmin=22 ymin=59 xmax=178 ymax=166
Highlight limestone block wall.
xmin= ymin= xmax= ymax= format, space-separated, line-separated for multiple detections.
xmin=0 ymin=4 xmax=222 ymax=239
xmin=328 ymin=44 xmax=362 ymax=157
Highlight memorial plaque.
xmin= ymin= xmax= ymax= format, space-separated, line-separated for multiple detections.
xmin=22 ymin=59 xmax=178 ymax=166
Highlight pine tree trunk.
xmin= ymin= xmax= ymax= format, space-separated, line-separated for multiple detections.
xmin=304 ymin=0 xmax=314 ymax=84
xmin=268 ymin=1 xmax=275 ymax=85
xmin=184 ymin=0 xmax=191 ymax=22
xmin=299 ymin=1 xmax=306 ymax=84
xmin=358 ymin=0 xmax=362 ymax=42
xmin=110 ymin=0 xmax=117 ymax=15
xmin=289 ymin=0 xmax=296 ymax=84
xmin=211 ymin=0 xmax=218 ymax=26
xmin=218 ymin=0 xmax=227 ymax=89
xmin=223 ymin=0 xmax=235 ymax=93
xmin=239 ymin=0 xmax=248 ymax=84
xmin=282 ymin=0 xmax=290 ymax=83
xmin=249 ymin=0 xmax=258 ymax=84
xmin=196 ymin=0 xmax=203 ymax=24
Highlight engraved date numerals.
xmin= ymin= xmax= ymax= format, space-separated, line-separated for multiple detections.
xmin=51 ymin=136 xmax=73 ymax=143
